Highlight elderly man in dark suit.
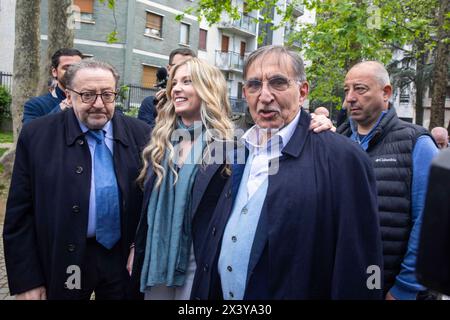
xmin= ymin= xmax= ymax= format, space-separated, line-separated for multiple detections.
xmin=191 ymin=46 xmax=383 ymax=300
xmin=3 ymin=60 xmax=151 ymax=300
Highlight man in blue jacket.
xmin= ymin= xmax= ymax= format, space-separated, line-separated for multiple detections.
xmin=191 ymin=46 xmax=383 ymax=300
xmin=22 ymin=48 xmax=83 ymax=124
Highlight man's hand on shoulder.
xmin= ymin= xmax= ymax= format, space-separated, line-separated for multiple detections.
xmin=385 ymin=291 xmax=397 ymax=300
xmin=310 ymin=113 xmax=336 ymax=133
xmin=59 ymin=98 xmax=72 ymax=111
xmin=155 ymin=89 xmax=166 ymax=101
xmin=16 ymin=286 xmax=47 ymax=300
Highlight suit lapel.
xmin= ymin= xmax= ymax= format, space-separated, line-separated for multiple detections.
xmin=231 ymin=162 xmax=246 ymax=202
xmin=246 ymin=110 xmax=310 ymax=285
xmin=111 ymin=115 xmax=129 ymax=198
xmin=191 ymin=163 xmax=222 ymax=218
xmin=246 ymin=199 xmax=269 ymax=285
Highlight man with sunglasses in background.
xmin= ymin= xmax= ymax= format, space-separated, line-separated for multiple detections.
xmin=191 ymin=46 xmax=383 ymax=300
xmin=3 ymin=60 xmax=150 ymax=299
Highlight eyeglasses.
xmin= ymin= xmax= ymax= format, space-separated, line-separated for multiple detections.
xmin=244 ymin=76 xmax=301 ymax=94
xmin=68 ymin=89 xmax=117 ymax=104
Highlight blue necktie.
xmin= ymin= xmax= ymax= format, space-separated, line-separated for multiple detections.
xmin=89 ymin=130 xmax=121 ymax=249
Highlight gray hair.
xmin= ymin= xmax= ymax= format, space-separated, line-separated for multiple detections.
xmin=243 ymin=45 xmax=306 ymax=82
xmin=64 ymin=59 xmax=120 ymax=89
xmin=350 ymin=61 xmax=390 ymax=87
xmin=431 ymin=127 xmax=449 ymax=139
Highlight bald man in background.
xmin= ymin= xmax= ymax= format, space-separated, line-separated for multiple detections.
xmin=431 ymin=127 xmax=449 ymax=149
xmin=337 ymin=61 xmax=439 ymax=300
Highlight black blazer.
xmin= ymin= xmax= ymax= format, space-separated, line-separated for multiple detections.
xmin=3 ymin=109 xmax=151 ymax=298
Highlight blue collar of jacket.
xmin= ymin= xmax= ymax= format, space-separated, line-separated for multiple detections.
xmin=55 ymin=85 xmax=66 ymax=100
xmin=350 ymin=110 xmax=388 ymax=151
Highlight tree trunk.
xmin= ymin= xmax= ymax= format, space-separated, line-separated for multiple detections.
xmin=1 ymin=0 xmax=41 ymax=178
xmin=38 ymin=0 xmax=74 ymax=94
xmin=414 ymin=48 xmax=426 ymax=126
xmin=11 ymin=0 xmax=41 ymax=142
xmin=429 ymin=0 xmax=449 ymax=130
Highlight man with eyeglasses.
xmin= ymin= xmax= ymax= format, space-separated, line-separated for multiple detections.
xmin=3 ymin=60 xmax=151 ymax=299
xmin=191 ymin=45 xmax=383 ymax=300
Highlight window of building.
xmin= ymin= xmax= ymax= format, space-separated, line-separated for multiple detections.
xmin=74 ymin=0 xmax=94 ymax=22
xmin=199 ymin=29 xmax=207 ymax=51
xmin=142 ymin=65 xmax=158 ymax=89
xmin=399 ymin=87 xmax=410 ymax=103
xmin=240 ymin=41 xmax=246 ymax=57
xmin=180 ymin=23 xmax=190 ymax=46
xmin=221 ymin=35 xmax=229 ymax=52
xmin=145 ymin=12 xmax=163 ymax=38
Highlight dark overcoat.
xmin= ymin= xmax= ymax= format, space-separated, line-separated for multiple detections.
xmin=191 ymin=110 xmax=384 ymax=300
xmin=3 ymin=109 xmax=151 ymax=299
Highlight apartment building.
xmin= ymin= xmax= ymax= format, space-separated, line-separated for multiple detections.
xmin=0 ymin=0 xmax=15 ymax=73
xmin=197 ymin=0 xmax=306 ymax=112
xmin=391 ymin=48 xmax=450 ymax=127
xmin=40 ymin=0 xmax=199 ymax=92
xmin=1 ymin=0 xmax=306 ymax=109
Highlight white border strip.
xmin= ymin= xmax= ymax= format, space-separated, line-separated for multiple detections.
xmin=133 ymin=49 xmax=169 ymax=60
xmin=137 ymin=0 xmax=197 ymax=21
xmin=40 ymin=35 xmax=125 ymax=49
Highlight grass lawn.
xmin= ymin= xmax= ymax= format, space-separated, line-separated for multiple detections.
xmin=0 ymin=132 xmax=13 ymax=144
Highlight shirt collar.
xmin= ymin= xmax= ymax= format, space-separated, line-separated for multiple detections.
xmin=241 ymin=108 xmax=301 ymax=153
xmin=55 ymin=85 xmax=66 ymax=100
xmin=78 ymin=119 xmax=113 ymax=139
xmin=349 ymin=110 xmax=387 ymax=137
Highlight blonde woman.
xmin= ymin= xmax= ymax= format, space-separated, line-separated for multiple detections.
xmin=130 ymin=58 xmax=234 ymax=300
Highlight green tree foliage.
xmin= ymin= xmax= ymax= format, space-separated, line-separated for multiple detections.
xmin=0 ymin=86 xmax=12 ymax=121
xmin=98 ymin=0 xmax=119 ymax=43
xmin=191 ymin=0 xmax=440 ymax=106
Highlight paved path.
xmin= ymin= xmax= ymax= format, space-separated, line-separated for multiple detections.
xmin=0 ymin=143 xmax=13 ymax=149
xmin=0 ymin=221 xmax=14 ymax=300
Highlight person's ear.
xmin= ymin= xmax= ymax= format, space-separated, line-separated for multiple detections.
xmin=298 ymin=81 xmax=309 ymax=105
xmin=383 ymin=84 xmax=393 ymax=101
xmin=66 ymin=90 xmax=73 ymax=105
xmin=51 ymin=67 xmax=58 ymax=79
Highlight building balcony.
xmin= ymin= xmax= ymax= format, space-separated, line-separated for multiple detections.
xmin=284 ymin=29 xmax=302 ymax=48
xmin=215 ymin=51 xmax=245 ymax=73
xmin=285 ymin=38 xmax=302 ymax=48
xmin=286 ymin=0 xmax=305 ymax=17
xmin=229 ymin=97 xmax=248 ymax=114
xmin=218 ymin=12 xmax=257 ymax=37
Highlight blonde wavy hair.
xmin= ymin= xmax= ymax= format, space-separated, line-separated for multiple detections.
xmin=137 ymin=58 xmax=235 ymax=188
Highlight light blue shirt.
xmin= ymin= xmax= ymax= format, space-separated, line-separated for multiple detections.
xmin=218 ymin=110 xmax=301 ymax=300
xmin=218 ymin=152 xmax=268 ymax=300
xmin=390 ymin=135 xmax=438 ymax=299
xmin=78 ymin=120 xmax=114 ymax=237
